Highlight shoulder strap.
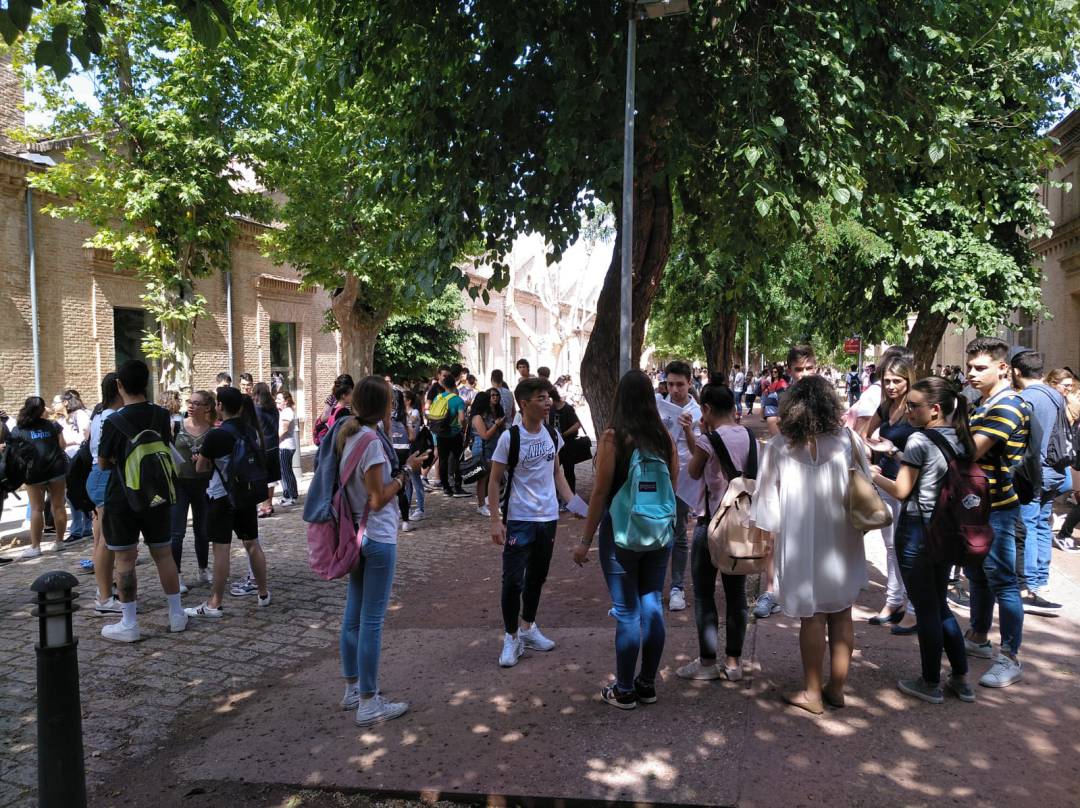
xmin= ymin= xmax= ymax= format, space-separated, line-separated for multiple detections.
xmin=110 ymin=412 xmax=135 ymax=441
xmin=341 ymin=430 xmax=380 ymax=487
xmin=743 ymin=426 xmax=758 ymax=479
xmin=705 ymin=430 xmax=740 ymax=483
xmin=544 ymin=423 xmax=559 ymax=475
xmin=502 ymin=426 xmax=521 ymax=525
xmin=922 ymin=428 xmax=957 ymax=464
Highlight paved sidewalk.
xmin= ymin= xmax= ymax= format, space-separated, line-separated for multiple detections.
xmin=4 ymin=412 xmax=1080 ymax=807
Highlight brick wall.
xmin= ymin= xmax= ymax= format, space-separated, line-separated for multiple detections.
xmin=0 ymin=53 xmax=23 ymax=155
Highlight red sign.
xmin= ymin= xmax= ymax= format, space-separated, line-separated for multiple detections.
xmin=843 ymin=338 xmax=861 ymax=355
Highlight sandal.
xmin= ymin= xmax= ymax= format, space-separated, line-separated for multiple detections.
xmin=782 ymin=691 xmax=824 ymax=715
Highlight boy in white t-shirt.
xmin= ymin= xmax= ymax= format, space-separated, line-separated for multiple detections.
xmin=488 ymin=377 xmax=578 ymax=668
xmin=656 ymin=360 xmax=703 ymax=611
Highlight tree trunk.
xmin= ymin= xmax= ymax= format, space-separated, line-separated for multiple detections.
xmin=907 ymin=308 xmax=950 ymax=378
xmin=331 ymin=275 xmax=392 ymax=379
xmin=580 ymin=140 xmax=673 ymax=434
xmin=702 ymin=310 xmax=739 ymax=380
xmin=159 ymin=317 xmax=194 ymax=392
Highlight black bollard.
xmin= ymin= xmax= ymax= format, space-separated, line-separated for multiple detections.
xmin=31 ymin=571 xmax=87 ymax=808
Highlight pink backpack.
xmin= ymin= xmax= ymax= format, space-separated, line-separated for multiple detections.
xmin=307 ymin=430 xmax=377 ymax=580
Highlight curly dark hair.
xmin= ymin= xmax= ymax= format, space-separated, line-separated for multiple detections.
xmin=779 ymin=375 xmax=843 ymax=446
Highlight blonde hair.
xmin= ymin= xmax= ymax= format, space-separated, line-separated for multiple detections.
xmin=1045 ymin=368 xmax=1075 ymax=388
xmin=158 ymin=390 xmax=181 ymax=415
xmin=335 ymin=375 xmax=390 ymax=455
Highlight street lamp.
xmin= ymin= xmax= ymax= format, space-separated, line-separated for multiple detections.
xmin=619 ymin=0 xmax=690 ymax=376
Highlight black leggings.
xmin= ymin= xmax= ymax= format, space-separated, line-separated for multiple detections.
xmin=690 ymin=524 xmax=748 ymax=660
xmin=561 ymin=456 xmax=576 ymax=493
xmin=1060 ymin=497 xmax=1080 ymax=537
xmin=395 ymin=450 xmax=410 ymax=520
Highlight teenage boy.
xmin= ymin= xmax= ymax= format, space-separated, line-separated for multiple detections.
xmin=488 ymin=377 xmax=576 ymax=667
xmin=1010 ymin=349 xmax=1066 ymax=613
xmin=964 ymin=337 xmax=1029 ymax=687
xmin=656 ymin=360 xmax=702 ymax=611
xmin=732 ymin=365 xmax=745 ymax=420
xmin=184 ymin=386 xmax=270 ymax=618
xmin=537 ymin=366 xmax=551 ymax=380
xmin=215 ymin=372 xmax=233 ymax=387
xmin=97 ymin=360 xmax=188 ymax=642
xmin=432 ymin=375 xmax=468 ymax=497
xmin=238 ymin=373 xmax=254 ymax=396
xmin=492 ymin=369 xmax=516 ymax=423
xmin=516 ymin=358 xmax=531 ymax=380
xmin=753 ymin=345 xmax=817 ymax=618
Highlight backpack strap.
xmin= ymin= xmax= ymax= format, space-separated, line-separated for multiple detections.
xmin=109 ymin=412 xmax=136 ymax=441
xmin=501 ymin=425 xmax=521 ymax=525
xmin=742 ymin=426 xmax=758 ymax=479
xmin=544 ymin=423 xmax=559 ymax=477
xmin=339 ymin=430 xmax=379 ymax=531
xmin=705 ymin=430 xmax=740 ymax=483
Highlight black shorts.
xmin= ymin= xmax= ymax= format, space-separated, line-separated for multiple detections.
xmin=104 ymin=504 xmax=171 ymax=551
xmin=207 ymin=496 xmax=259 ymax=544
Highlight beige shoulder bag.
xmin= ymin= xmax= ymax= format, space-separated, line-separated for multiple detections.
xmin=844 ymin=429 xmax=893 ymax=532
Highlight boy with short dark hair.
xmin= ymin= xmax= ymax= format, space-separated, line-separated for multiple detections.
xmin=516 ymin=358 xmax=531 ymax=380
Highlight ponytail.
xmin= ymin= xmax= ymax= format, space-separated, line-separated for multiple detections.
xmin=911 ymin=376 xmax=976 ymax=458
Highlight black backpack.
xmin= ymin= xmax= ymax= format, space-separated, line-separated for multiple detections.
xmin=217 ymin=420 xmax=269 ymax=508
xmin=65 ymin=439 xmax=95 ymax=514
xmin=110 ymin=410 xmax=178 ymax=512
xmin=1027 ymin=386 xmax=1074 ymax=473
xmin=1009 ymin=398 xmax=1041 ymax=504
xmin=501 ymin=423 xmax=559 ymax=525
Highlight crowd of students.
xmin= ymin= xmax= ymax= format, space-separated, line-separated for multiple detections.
xmin=2 ymin=336 xmax=1075 ymax=727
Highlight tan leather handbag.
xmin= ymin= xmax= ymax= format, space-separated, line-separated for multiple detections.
xmin=845 ymin=429 xmax=893 ymax=532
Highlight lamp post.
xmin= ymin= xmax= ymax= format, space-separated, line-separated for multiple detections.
xmin=31 ymin=571 xmax=87 ymax=808
xmin=619 ymin=0 xmax=690 ymax=376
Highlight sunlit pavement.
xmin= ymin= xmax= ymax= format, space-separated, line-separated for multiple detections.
xmin=2 ymin=408 xmax=1078 ymax=806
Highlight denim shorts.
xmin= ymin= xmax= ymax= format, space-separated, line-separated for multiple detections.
xmin=86 ymin=466 xmax=111 ymax=508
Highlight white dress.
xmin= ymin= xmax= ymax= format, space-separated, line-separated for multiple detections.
xmin=750 ymin=431 xmax=868 ymax=618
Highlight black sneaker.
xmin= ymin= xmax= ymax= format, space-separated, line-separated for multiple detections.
xmin=633 ymin=676 xmax=657 ymax=704
xmin=600 ymin=684 xmax=638 ymax=710
xmin=451 ymin=488 xmax=470 ymax=498
xmin=1022 ymin=592 xmax=1062 ymax=614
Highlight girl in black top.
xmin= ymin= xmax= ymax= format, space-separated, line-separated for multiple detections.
xmin=11 ymin=396 xmax=68 ymax=557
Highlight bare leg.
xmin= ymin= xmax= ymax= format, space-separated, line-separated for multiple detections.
xmin=242 ymin=538 xmax=268 ymax=597
xmin=798 ymin=614 xmax=827 ymax=699
xmin=25 ymin=485 xmax=45 ymax=550
xmin=47 ymin=480 xmax=67 ymax=544
xmin=825 ymin=608 xmax=854 ymax=701
xmin=92 ymin=507 xmax=115 ymax=602
xmin=209 ymin=543 xmax=230 ymax=609
xmin=148 ymin=544 xmax=180 ymax=596
xmin=113 ymin=548 xmax=139 ymax=603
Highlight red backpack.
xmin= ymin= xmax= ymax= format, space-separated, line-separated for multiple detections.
xmin=306 ymin=429 xmax=377 ymax=580
xmin=921 ymin=430 xmax=993 ymax=565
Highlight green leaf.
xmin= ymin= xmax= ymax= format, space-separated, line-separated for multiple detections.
xmin=0 ymin=11 xmax=18 ymax=46
xmin=187 ymin=4 xmax=223 ymax=49
xmin=34 ymin=40 xmax=57 ymax=72
xmin=928 ymin=140 xmax=946 ymax=164
xmin=744 ymin=146 xmax=762 ymax=168
xmin=7 ymin=0 xmax=31 ymax=31
xmin=832 ymin=187 xmax=851 ymax=205
xmin=755 ymin=198 xmax=771 ymax=217
xmin=71 ymin=35 xmax=93 ymax=70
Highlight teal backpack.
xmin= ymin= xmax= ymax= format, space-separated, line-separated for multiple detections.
xmin=610 ymin=449 xmax=676 ymax=552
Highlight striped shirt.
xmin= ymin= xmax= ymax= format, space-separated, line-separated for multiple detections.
xmin=970 ymin=389 xmax=1029 ymax=509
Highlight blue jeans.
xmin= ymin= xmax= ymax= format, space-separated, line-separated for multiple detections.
xmin=501 ymin=520 xmax=557 ymax=634
xmin=1017 ymin=469 xmax=1068 ymax=592
xmin=668 ymin=497 xmax=691 ymax=592
xmin=339 ymin=538 xmax=397 ymax=693
xmin=895 ymin=513 xmax=968 ymax=685
xmin=278 ymin=448 xmax=298 ymax=500
xmin=170 ymin=477 xmax=210 ymax=571
xmin=406 ymin=466 xmax=425 ymax=513
xmin=66 ymin=494 xmax=91 ymax=537
xmin=599 ymin=515 xmax=671 ymax=691
xmin=965 ymin=506 xmax=1024 ymax=656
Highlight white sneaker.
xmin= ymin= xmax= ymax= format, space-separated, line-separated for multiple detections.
xmin=669 ymin=588 xmax=687 ymax=611
xmin=169 ymin=612 xmax=189 ymax=633
xmin=499 ymin=632 xmax=525 ymax=667
xmin=230 ymin=577 xmax=258 ymax=597
xmin=20 ymin=547 xmax=42 ymax=560
xmin=196 ymin=568 xmax=212 ymax=585
xmin=184 ymin=602 xmax=224 ymax=618
xmin=409 ymin=509 xmax=425 ymax=522
xmin=101 ymin=621 xmax=140 ymax=642
xmin=178 ymin=576 xmax=189 ymax=595
xmin=401 ymin=520 xmax=413 ymax=533
xmin=676 ymin=658 xmax=721 ymax=680
xmin=477 ymin=504 xmax=491 ymax=518
xmin=979 ymin=654 xmax=1023 ymax=688
xmin=93 ymin=597 xmax=123 ymax=615
xmin=354 ymin=694 xmax=409 ymax=727
xmin=340 ymin=685 xmax=361 ymax=711
xmin=519 ymin=624 xmax=555 ymax=651
xmin=257 ymin=591 xmax=272 ymax=608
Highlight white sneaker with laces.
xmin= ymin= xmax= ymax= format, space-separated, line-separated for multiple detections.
xmin=499 ymin=632 xmax=525 ymax=667
xmin=178 ymin=575 xmax=189 ymax=595
xmin=230 ymin=577 xmax=258 ymax=597
xmin=979 ymin=654 xmax=1022 ymax=688
xmin=477 ymin=504 xmax=491 ymax=518
xmin=341 ymin=685 xmax=361 ymax=711
xmin=169 ymin=612 xmax=189 ymax=633
xmin=101 ymin=621 xmax=140 ymax=642
xmin=354 ymin=694 xmax=409 ymax=727
xmin=257 ymin=591 xmax=272 ymax=608
xmin=409 ymin=509 xmax=425 ymax=522
xmin=676 ymin=658 xmax=721 ymax=680
xmin=401 ymin=520 xmax=413 ymax=533
xmin=184 ymin=602 xmax=224 ymax=618
xmin=93 ymin=596 xmax=123 ymax=615
xmin=20 ymin=547 xmax=42 ymax=560
xmin=196 ymin=568 xmax=212 ymax=585
xmin=669 ymin=588 xmax=687 ymax=611
xmin=519 ymin=624 xmax=555 ymax=651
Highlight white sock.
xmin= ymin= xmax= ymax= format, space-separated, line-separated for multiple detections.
xmin=96 ymin=589 xmax=106 ymax=603
xmin=120 ymin=601 xmax=137 ymax=629
xmin=166 ymin=592 xmax=183 ymax=618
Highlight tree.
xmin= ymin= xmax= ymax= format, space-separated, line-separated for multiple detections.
xmin=307 ymin=1 xmax=1079 ymax=431
xmin=373 ymin=287 xmax=468 ymax=382
xmin=16 ymin=0 xmax=269 ymax=391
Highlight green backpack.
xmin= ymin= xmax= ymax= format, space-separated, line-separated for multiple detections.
xmin=609 ymin=449 xmax=676 ymax=552
xmin=111 ymin=411 xmax=178 ymax=512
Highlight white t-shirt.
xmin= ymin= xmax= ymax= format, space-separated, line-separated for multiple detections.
xmin=61 ymin=409 xmax=91 ymax=457
xmin=89 ymin=408 xmax=115 ymax=458
xmin=339 ymin=426 xmax=399 ymax=544
xmin=853 ymin=382 xmax=883 ymax=418
xmin=656 ymin=394 xmax=703 ymax=511
xmin=279 ymin=407 xmax=297 ymax=451
xmin=733 ymin=371 xmax=745 ymax=392
xmin=491 ymin=423 xmax=564 ymax=522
